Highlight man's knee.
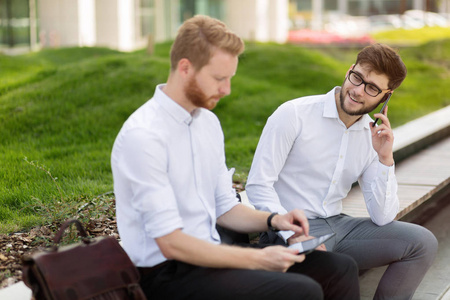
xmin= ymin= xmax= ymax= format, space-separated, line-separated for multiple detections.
xmin=316 ymin=251 xmax=358 ymax=277
xmin=387 ymin=221 xmax=438 ymax=267
xmin=234 ymin=272 xmax=324 ymax=300
xmin=327 ymin=252 xmax=359 ymax=282
xmin=411 ymin=224 xmax=438 ymax=262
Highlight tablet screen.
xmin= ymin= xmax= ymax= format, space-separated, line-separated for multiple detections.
xmin=288 ymin=233 xmax=336 ymax=254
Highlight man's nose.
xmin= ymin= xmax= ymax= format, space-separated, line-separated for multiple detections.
xmin=219 ymin=79 xmax=231 ymax=96
xmin=355 ymin=83 xmax=366 ymax=96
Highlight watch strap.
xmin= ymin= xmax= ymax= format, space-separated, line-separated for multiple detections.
xmin=267 ymin=212 xmax=279 ymax=232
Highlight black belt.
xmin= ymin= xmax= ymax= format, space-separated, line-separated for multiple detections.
xmin=138 ymin=261 xmax=170 ymax=276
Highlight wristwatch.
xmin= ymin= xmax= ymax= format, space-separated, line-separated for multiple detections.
xmin=267 ymin=212 xmax=279 ymax=232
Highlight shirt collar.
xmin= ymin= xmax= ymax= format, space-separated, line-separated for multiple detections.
xmin=323 ymin=86 xmax=371 ymax=130
xmin=154 ymin=84 xmax=198 ymax=125
xmin=323 ymin=87 xmax=340 ymax=119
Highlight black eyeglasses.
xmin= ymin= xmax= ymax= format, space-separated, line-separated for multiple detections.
xmin=347 ymin=70 xmax=391 ymax=97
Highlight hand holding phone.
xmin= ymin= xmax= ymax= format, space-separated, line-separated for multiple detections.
xmin=372 ymin=93 xmax=392 ymax=127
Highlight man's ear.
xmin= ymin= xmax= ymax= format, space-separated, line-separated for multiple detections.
xmin=345 ymin=64 xmax=355 ymax=78
xmin=177 ymin=58 xmax=193 ymax=78
xmin=381 ymin=91 xmax=393 ymax=102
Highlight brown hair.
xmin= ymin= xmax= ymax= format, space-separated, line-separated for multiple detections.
xmin=170 ymin=15 xmax=245 ymax=71
xmin=355 ymin=43 xmax=407 ymax=90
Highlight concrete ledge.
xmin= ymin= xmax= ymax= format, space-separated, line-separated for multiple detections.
xmin=393 ymin=105 xmax=450 ymax=163
xmin=439 ymin=284 xmax=450 ymax=300
xmin=0 ymin=281 xmax=31 ymax=300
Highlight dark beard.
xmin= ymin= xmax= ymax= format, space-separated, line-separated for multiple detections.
xmin=339 ymin=87 xmax=381 ymax=116
xmin=185 ymin=76 xmax=221 ymax=110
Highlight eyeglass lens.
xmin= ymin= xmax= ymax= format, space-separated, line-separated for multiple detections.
xmin=349 ymin=72 xmax=381 ymax=97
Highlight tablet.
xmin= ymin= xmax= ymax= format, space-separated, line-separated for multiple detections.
xmin=288 ymin=233 xmax=336 ymax=255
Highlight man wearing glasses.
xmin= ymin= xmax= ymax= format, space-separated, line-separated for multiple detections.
xmin=246 ymin=43 xmax=437 ymax=299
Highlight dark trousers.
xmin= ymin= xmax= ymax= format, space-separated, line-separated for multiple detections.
xmin=139 ymin=247 xmax=359 ymax=300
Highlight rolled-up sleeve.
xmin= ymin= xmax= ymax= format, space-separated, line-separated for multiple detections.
xmin=211 ymin=121 xmax=240 ymax=218
xmin=215 ymin=167 xmax=240 ymax=218
xmin=115 ymin=127 xmax=183 ymax=238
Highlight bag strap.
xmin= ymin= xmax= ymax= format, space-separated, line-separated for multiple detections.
xmin=52 ymin=219 xmax=90 ymax=245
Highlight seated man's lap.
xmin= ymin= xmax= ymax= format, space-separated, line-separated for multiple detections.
xmin=141 ymin=260 xmax=323 ymax=300
xmin=258 ymin=233 xmax=359 ymax=298
xmin=311 ymin=215 xmax=437 ymax=270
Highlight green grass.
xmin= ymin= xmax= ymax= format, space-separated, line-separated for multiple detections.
xmin=1 ymin=35 xmax=450 ymax=234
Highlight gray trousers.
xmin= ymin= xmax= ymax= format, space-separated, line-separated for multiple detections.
xmin=261 ymin=214 xmax=438 ymax=300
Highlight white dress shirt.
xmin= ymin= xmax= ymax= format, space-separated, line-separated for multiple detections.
xmin=246 ymin=87 xmax=399 ymax=241
xmin=111 ymin=84 xmax=238 ymax=267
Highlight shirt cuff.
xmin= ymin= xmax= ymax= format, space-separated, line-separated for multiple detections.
xmin=278 ymin=230 xmax=294 ymax=244
xmin=377 ymin=161 xmax=395 ymax=181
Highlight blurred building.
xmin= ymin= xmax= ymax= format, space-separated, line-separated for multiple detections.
xmin=0 ymin=0 xmax=448 ymax=54
xmin=290 ymin=0 xmax=450 ymax=33
xmin=0 ymin=0 xmax=289 ymax=53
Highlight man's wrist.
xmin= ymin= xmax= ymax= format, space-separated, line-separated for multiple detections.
xmin=379 ymin=158 xmax=394 ymax=167
xmin=379 ymin=153 xmax=394 ymax=166
xmin=267 ymin=212 xmax=279 ymax=232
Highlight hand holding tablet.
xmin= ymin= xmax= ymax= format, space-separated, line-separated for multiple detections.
xmin=288 ymin=233 xmax=336 ymax=255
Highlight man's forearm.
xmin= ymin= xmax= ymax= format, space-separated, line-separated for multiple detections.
xmin=217 ymin=204 xmax=309 ymax=238
xmin=216 ymin=204 xmax=271 ymax=233
xmin=156 ymin=229 xmax=305 ymax=272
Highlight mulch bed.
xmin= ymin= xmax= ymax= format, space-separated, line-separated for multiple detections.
xmin=0 ymin=183 xmax=246 ymax=289
xmin=0 ymin=216 xmax=119 ymax=289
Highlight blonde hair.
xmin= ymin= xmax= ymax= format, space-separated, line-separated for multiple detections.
xmin=170 ymin=15 xmax=245 ymax=71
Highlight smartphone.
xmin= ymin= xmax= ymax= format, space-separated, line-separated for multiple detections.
xmin=288 ymin=233 xmax=336 ymax=255
xmin=372 ymin=92 xmax=392 ymax=127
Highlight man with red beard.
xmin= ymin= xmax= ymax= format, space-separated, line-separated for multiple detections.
xmin=246 ymin=43 xmax=438 ymax=300
xmin=111 ymin=15 xmax=360 ymax=300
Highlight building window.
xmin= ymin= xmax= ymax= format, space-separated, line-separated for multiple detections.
xmin=139 ymin=0 xmax=155 ymax=38
xmin=180 ymin=0 xmax=224 ymax=23
xmin=347 ymin=0 xmax=414 ymax=16
xmin=0 ymin=0 xmax=35 ymax=49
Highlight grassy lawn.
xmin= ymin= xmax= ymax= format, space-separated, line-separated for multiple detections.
xmin=1 ymin=32 xmax=450 ymax=234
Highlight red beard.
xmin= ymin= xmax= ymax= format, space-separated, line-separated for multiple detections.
xmin=185 ymin=76 xmax=223 ymax=110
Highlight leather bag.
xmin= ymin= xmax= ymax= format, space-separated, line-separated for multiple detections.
xmin=22 ymin=219 xmax=146 ymax=300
